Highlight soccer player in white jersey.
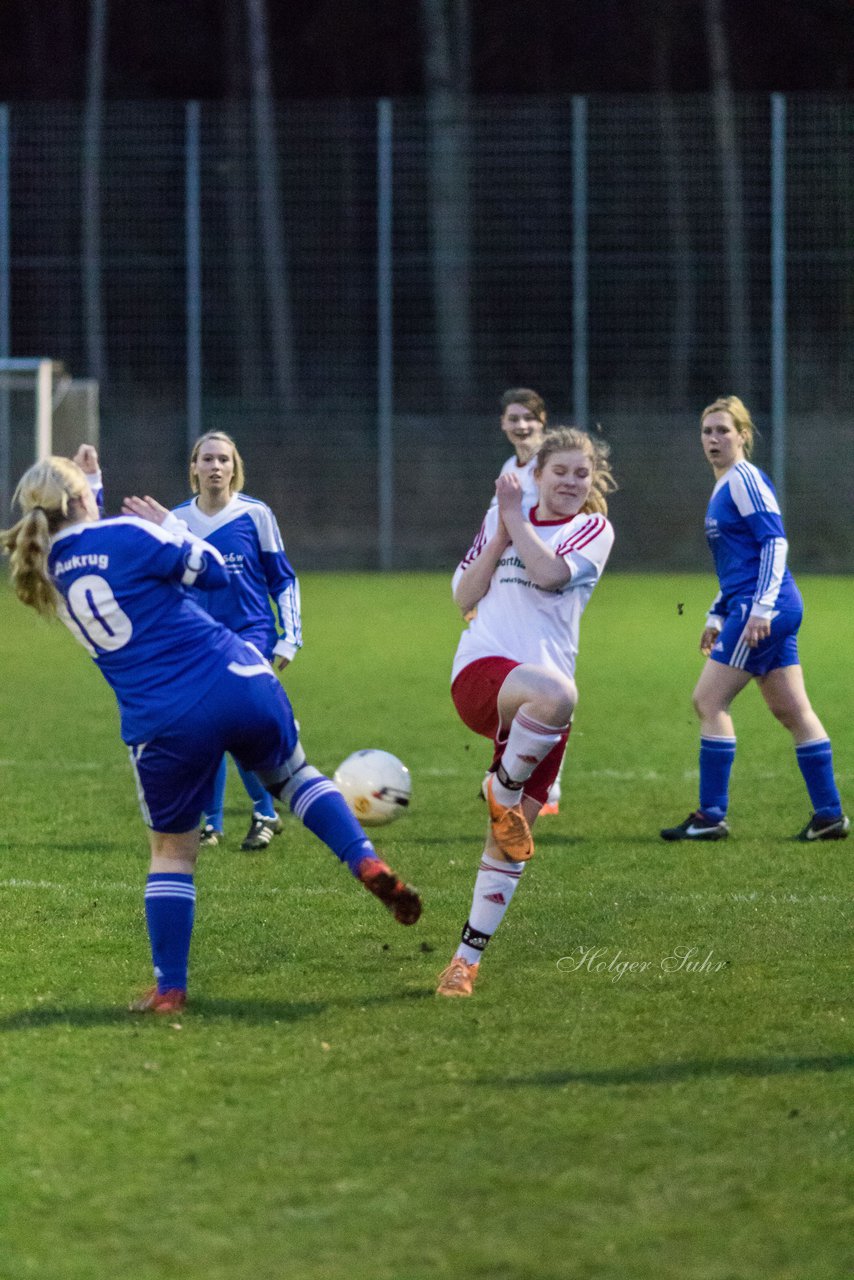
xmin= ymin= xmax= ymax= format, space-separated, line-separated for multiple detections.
xmin=437 ymin=427 xmax=616 ymax=997
xmin=170 ymin=432 xmax=302 ymax=852
xmin=493 ymin=387 xmax=548 ymax=505
xmin=661 ymin=396 xmax=849 ymax=843
xmin=489 ymin=388 xmax=563 ymax=816
xmin=2 ymin=454 xmax=421 ymax=1014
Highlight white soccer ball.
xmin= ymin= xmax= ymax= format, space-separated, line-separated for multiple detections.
xmin=333 ymin=749 xmax=412 ymax=826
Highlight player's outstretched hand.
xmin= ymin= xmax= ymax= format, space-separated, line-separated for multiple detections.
xmin=73 ymin=443 xmax=100 ymax=474
xmin=122 ymin=495 xmax=170 ymax=526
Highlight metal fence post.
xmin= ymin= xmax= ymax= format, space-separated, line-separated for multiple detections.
xmin=572 ymin=96 xmax=588 ymax=428
xmin=81 ymin=0 xmax=106 ymax=386
xmin=377 ymin=98 xmax=394 ymax=571
xmin=185 ymin=100 xmax=202 ymax=448
xmin=770 ymin=92 xmax=786 ymax=511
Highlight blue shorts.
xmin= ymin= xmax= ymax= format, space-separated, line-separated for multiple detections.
xmin=128 ymin=667 xmax=298 ymax=833
xmin=708 ymin=603 xmax=802 ymax=676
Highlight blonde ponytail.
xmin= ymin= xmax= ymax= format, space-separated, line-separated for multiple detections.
xmin=1 ymin=457 xmax=89 ymax=616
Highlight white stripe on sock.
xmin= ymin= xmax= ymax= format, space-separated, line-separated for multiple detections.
xmin=292 ymin=780 xmax=339 ymax=821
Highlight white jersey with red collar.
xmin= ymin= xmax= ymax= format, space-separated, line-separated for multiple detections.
xmin=488 ymin=453 xmax=539 ymax=507
xmin=452 ymin=501 xmax=614 ymax=683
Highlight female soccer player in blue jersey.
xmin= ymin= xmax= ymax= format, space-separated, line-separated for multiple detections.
xmin=661 ymin=396 xmax=849 ymax=843
xmin=168 ymin=431 xmax=301 ymax=852
xmin=2 ymin=455 xmax=421 ymax=1014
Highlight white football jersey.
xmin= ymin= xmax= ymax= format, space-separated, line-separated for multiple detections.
xmin=488 ymin=454 xmax=539 ymax=507
xmin=452 ymin=501 xmax=614 ymax=683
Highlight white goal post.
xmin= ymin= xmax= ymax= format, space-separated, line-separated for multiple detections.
xmin=0 ymin=357 xmax=99 ymax=519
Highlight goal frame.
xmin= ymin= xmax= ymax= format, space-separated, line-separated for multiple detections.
xmin=0 ymin=357 xmax=99 ymax=518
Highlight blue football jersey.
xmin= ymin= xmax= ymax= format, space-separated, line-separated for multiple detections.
xmin=49 ymin=515 xmax=264 ymax=744
xmin=704 ymin=461 xmax=801 ymax=620
xmin=171 ymin=494 xmax=302 ymax=661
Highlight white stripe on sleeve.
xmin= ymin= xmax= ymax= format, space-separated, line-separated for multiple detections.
xmin=753 ymin=537 xmax=788 ymax=611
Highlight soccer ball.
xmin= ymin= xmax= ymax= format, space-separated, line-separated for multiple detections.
xmin=333 ymin=749 xmax=412 ymax=826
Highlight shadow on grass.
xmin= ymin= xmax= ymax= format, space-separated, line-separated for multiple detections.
xmin=487 ymin=1053 xmax=854 ymax=1088
xmin=0 ymin=986 xmax=433 ymax=1031
xmin=528 ymin=832 xmax=586 ymax=849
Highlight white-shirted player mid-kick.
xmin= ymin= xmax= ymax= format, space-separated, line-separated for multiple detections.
xmin=437 ymin=426 xmax=616 ymax=997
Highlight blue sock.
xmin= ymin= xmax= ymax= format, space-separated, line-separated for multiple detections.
xmin=234 ymin=757 xmax=278 ymax=821
xmin=290 ymin=775 xmax=375 ymax=877
xmin=144 ymin=874 xmax=196 ymax=992
xmin=795 ymin=739 xmax=843 ymax=818
xmin=699 ymin=736 xmax=736 ymax=821
xmin=203 ymin=757 xmax=227 ymax=832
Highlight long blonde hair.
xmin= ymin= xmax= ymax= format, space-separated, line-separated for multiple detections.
xmin=534 ymin=426 xmax=617 ymax=516
xmin=1 ymin=456 xmax=89 ymax=616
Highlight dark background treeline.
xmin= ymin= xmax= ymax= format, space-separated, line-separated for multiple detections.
xmin=0 ymin=0 xmax=851 ymax=101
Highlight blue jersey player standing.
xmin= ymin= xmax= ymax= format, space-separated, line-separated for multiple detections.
xmin=661 ymin=396 xmax=848 ymax=843
xmin=2 ymin=453 xmax=421 ymax=1014
xmin=168 ymin=431 xmax=301 ymax=851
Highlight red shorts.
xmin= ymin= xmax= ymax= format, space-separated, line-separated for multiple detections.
xmin=451 ymin=656 xmax=569 ymax=806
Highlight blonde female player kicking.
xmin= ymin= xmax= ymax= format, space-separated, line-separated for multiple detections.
xmin=2 ymin=454 xmax=421 ymax=1014
xmin=437 ymin=427 xmax=616 ymax=997
xmin=490 ymin=388 xmax=562 ymax=815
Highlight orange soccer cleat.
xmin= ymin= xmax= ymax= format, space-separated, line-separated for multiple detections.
xmin=486 ymin=775 xmax=534 ymax=860
xmin=436 ymin=956 xmax=479 ymax=998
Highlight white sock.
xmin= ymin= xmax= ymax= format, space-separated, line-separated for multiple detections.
xmin=456 ymin=853 xmax=526 ymax=964
xmin=501 ymin=711 xmax=567 ymax=785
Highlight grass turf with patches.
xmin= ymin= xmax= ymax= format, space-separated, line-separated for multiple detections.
xmin=0 ymin=573 xmax=851 ymax=1280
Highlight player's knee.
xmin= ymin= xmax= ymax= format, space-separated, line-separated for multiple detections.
xmin=257 ymin=741 xmax=315 ymax=802
xmin=692 ymin=687 xmax=713 ymax=720
xmin=148 ymin=828 xmax=200 ymax=870
xmin=768 ymin=698 xmax=800 ymax=732
xmin=541 ymin=672 xmax=576 ymax=723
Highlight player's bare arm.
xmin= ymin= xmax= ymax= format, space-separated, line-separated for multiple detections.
xmin=506 ymin=517 xmax=571 ymax=592
xmin=497 ymin=476 xmax=571 ymax=592
xmin=453 ymin=524 xmax=511 ymax=616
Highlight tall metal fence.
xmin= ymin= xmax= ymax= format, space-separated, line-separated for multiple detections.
xmin=1 ymin=94 xmax=852 ymax=570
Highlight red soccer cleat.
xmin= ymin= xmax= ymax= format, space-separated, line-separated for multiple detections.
xmin=357 ymin=856 xmax=422 ymax=926
xmin=129 ymin=986 xmax=187 ymax=1015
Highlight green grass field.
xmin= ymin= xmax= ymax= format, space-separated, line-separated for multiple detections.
xmin=0 ymin=571 xmax=851 ymax=1280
